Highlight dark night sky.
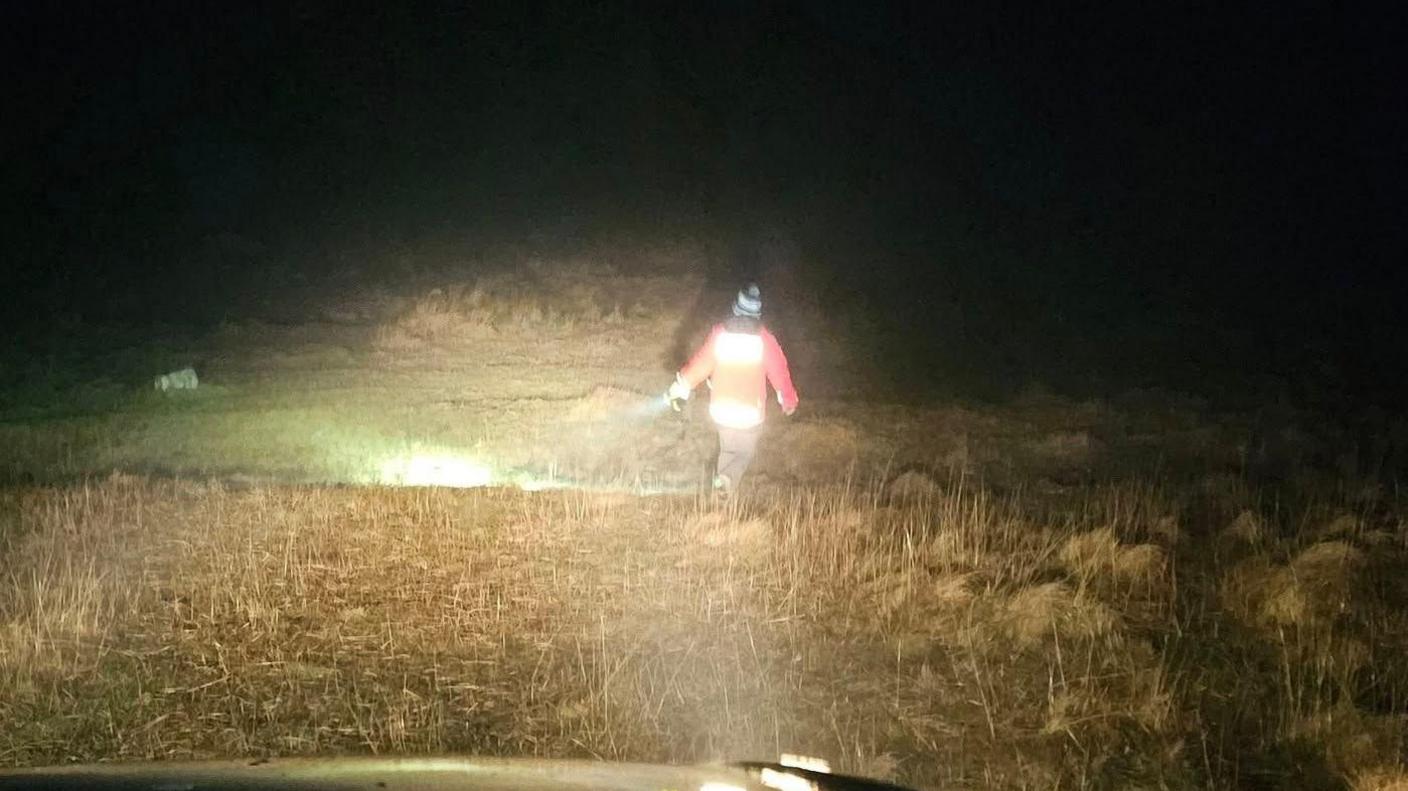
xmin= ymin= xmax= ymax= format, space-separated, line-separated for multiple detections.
xmin=5 ymin=1 xmax=1407 ymax=405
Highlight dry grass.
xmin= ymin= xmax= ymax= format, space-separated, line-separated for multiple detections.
xmin=1355 ymin=767 xmax=1408 ymax=790
xmin=1001 ymin=581 xmax=1119 ymax=646
xmin=1220 ymin=508 xmax=1267 ymax=546
xmin=1222 ymin=539 xmax=1363 ymax=629
xmin=3 ymin=245 xmax=1407 ymax=789
xmin=6 ymin=468 xmax=1401 ymax=789
xmin=370 ymin=262 xmax=684 ymax=351
xmin=1058 ymin=527 xmax=1166 ymax=590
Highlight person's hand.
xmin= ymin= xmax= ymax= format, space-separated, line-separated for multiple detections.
xmin=667 ymin=377 xmax=690 ymax=401
xmin=782 ymin=402 xmax=797 ymax=417
xmin=666 ymin=376 xmax=690 ymax=411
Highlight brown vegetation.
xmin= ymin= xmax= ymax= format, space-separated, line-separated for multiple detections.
xmin=3 ymin=468 xmax=1405 ymax=788
xmin=2 ymin=249 xmax=1407 ymax=788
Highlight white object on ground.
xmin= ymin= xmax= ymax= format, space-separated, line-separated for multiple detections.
xmin=154 ymin=368 xmax=199 ymax=391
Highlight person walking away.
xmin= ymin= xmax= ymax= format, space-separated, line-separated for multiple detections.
xmin=666 ymin=284 xmax=798 ymax=494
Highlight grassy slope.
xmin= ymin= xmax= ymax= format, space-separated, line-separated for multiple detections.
xmin=2 ymin=248 xmax=1407 ymax=788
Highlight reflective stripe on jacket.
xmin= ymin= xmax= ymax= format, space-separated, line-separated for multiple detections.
xmin=679 ymin=320 xmax=798 ymax=429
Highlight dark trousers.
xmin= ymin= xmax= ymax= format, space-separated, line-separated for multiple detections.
xmin=716 ymin=426 xmax=761 ymax=491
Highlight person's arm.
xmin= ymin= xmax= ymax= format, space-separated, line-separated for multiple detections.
xmin=678 ymin=326 xmax=721 ymax=389
xmin=761 ymin=328 xmax=798 ymax=414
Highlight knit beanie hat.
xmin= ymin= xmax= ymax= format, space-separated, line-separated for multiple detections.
xmin=732 ymin=283 xmax=763 ymax=318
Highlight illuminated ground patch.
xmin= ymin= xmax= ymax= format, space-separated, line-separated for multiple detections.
xmin=379 ymin=452 xmax=494 ymax=488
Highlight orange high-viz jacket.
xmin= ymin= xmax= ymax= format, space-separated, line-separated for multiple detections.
xmin=679 ymin=319 xmax=798 ymax=429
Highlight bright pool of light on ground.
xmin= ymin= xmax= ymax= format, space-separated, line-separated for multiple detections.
xmin=379 ymin=453 xmax=493 ymax=488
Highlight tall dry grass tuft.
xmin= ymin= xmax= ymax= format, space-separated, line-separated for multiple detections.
xmin=1058 ymin=526 xmax=1167 ymax=592
xmin=1220 ymin=508 xmax=1267 ymax=546
xmin=1221 ymin=539 xmax=1363 ymax=629
xmin=1001 ymin=581 xmax=1118 ymax=646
